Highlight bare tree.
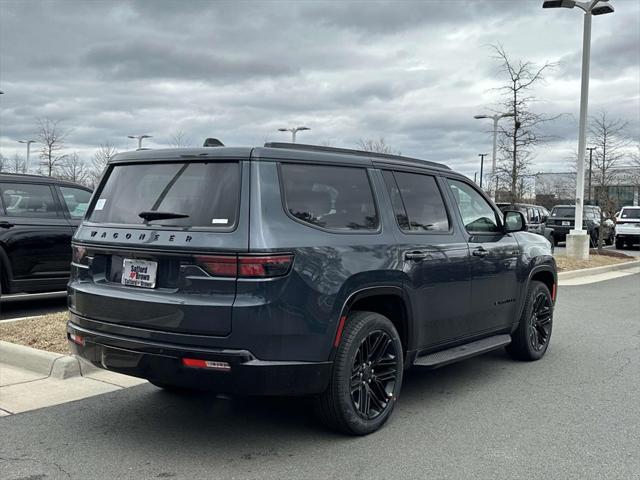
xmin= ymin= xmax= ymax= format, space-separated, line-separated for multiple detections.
xmin=91 ymin=142 xmax=118 ymax=186
xmin=588 ymin=112 xmax=629 ymax=251
xmin=169 ymin=130 xmax=191 ymax=148
xmin=59 ymin=152 xmax=90 ymax=185
xmin=357 ymin=137 xmax=400 ymax=155
xmin=492 ymin=45 xmax=560 ymax=202
xmin=37 ymin=118 xmax=69 ymax=176
xmin=9 ymin=154 xmax=27 ymax=174
xmin=0 ymin=153 xmax=5 ymax=172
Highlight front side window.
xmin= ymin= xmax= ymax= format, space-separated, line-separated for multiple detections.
xmin=447 ymin=179 xmax=501 ymax=233
xmin=88 ymin=162 xmax=240 ymax=228
xmin=60 ymin=187 xmax=92 ymax=219
xmin=280 ymin=163 xmax=378 ymax=230
xmin=0 ymin=183 xmax=60 ymax=218
xmin=382 ymin=170 xmax=449 ymax=232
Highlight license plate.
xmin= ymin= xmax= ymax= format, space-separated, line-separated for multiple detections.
xmin=562 ymin=221 xmax=570 ymax=226
xmin=121 ymin=258 xmax=158 ymax=288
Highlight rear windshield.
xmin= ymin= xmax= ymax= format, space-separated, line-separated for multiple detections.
xmin=88 ymin=162 xmax=240 ymax=228
xmin=551 ymin=207 xmax=575 ymax=217
xmin=620 ymin=208 xmax=640 ymax=219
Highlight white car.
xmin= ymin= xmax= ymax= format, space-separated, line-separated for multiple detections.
xmin=615 ymin=206 xmax=640 ymax=249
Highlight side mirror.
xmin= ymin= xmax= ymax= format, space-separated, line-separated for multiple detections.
xmin=504 ymin=210 xmax=526 ymax=233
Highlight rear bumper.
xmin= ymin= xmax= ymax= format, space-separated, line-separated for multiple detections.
xmin=67 ymin=318 xmax=332 ymax=396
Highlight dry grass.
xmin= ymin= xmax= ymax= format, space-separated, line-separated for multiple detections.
xmin=555 ymin=249 xmax=636 ymax=272
xmin=0 ymin=311 xmax=71 ymax=354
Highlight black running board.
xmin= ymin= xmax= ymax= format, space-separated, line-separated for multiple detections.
xmin=413 ymin=334 xmax=512 ymax=369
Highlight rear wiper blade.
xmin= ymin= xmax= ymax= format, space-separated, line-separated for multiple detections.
xmin=138 ymin=211 xmax=190 ymax=221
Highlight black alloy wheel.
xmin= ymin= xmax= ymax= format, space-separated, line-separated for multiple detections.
xmin=314 ymin=311 xmax=403 ymax=435
xmin=350 ymin=330 xmax=399 ymax=420
xmin=506 ymin=280 xmax=554 ymax=361
xmin=529 ymin=292 xmax=552 ymax=352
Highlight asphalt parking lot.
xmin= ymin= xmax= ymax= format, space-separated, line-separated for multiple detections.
xmin=1 ymin=273 xmax=639 ymax=480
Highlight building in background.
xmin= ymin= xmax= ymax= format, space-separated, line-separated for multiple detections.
xmin=534 ymin=167 xmax=639 ymax=210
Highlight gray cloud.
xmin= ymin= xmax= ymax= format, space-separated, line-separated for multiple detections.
xmin=1 ymin=0 xmax=638 ymax=179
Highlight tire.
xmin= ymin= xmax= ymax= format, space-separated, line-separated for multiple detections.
xmin=553 ymin=236 xmax=559 ymax=247
xmin=605 ymin=232 xmax=614 ymax=246
xmin=314 ymin=311 xmax=403 ymax=435
xmin=506 ymin=281 xmax=553 ymax=361
xmin=615 ymin=238 xmax=624 ymax=249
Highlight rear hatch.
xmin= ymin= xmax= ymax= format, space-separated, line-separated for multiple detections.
xmin=70 ymin=158 xmax=248 ymax=336
xmin=549 ymin=206 xmax=576 ymax=227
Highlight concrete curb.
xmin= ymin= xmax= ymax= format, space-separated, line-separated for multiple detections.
xmin=558 ymin=259 xmax=640 ymax=280
xmin=0 ymin=340 xmax=99 ymax=380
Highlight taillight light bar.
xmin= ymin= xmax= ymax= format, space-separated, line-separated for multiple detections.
xmin=194 ymin=254 xmax=293 ymax=278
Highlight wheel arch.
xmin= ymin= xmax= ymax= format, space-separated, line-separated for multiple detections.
xmin=338 ymin=286 xmax=414 ymax=355
xmin=514 ymin=265 xmax=557 ymax=331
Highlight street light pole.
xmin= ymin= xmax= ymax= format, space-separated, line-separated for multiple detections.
xmin=474 ymin=112 xmax=514 ymax=199
xmin=586 ymin=147 xmax=596 ymax=204
xmin=18 ymin=140 xmax=36 ymax=173
xmin=278 ymin=126 xmax=310 ymax=143
xmin=127 ymin=134 xmax=152 ymax=150
xmin=478 ymin=153 xmax=488 ymax=190
xmin=543 ymin=0 xmax=615 ymax=260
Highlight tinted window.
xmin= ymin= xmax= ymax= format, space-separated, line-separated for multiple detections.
xmin=383 ymin=171 xmax=449 ymax=232
xmin=551 ymin=207 xmax=575 ymax=217
xmin=280 ymin=163 xmax=378 ymax=230
xmin=60 ymin=187 xmax=92 ymax=219
xmin=0 ymin=183 xmax=60 ymax=218
xmin=447 ymin=179 xmax=501 ymax=233
xmin=88 ymin=162 xmax=240 ymax=228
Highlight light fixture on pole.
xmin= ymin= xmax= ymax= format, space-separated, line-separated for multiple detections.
xmin=473 ymin=112 xmax=514 ymax=198
xmin=543 ymin=0 xmax=614 ymax=260
xmin=127 ymin=134 xmax=152 ymax=150
xmin=277 ymin=126 xmax=310 ymax=143
xmin=18 ymin=140 xmax=36 ymax=173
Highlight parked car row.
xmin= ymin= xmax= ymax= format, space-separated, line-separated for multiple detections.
xmin=496 ymin=201 xmax=640 ymax=250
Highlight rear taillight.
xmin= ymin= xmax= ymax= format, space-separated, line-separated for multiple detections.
xmin=195 ymin=254 xmax=293 ymax=278
xmin=71 ymin=245 xmax=89 ymax=267
xmin=238 ymin=255 xmax=293 ymax=277
xmin=194 ymin=255 xmax=237 ymax=277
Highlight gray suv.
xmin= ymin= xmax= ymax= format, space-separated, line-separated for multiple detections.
xmin=68 ymin=143 xmax=557 ymax=434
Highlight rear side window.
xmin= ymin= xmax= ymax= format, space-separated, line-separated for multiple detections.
xmin=0 ymin=183 xmax=60 ymax=218
xmin=88 ymin=162 xmax=240 ymax=228
xmin=280 ymin=163 xmax=378 ymax=231
xmin=382 ymin=170 xmax=449 ymax=232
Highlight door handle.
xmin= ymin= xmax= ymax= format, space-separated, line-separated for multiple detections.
xmin=405 ymin=251 xmax=428 ymax=261
xmin=472 ymin=247 xmax=488 ymax=257
xmin=0 ymin=221 xmax=14 ymax=229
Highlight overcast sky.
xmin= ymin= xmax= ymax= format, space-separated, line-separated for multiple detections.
xmin=1 ymin=0 xmax=638 ymax=177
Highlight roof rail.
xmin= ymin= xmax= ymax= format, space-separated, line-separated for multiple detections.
xmin=0 ymin=172 xmax=49 ymax=179
xmin=263 ymin=142 xmax=450 ymax=170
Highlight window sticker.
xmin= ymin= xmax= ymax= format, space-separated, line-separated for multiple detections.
xmin=95 ymin=198 xmax=107 ymax=211
xmin=211 ymin=218 xmax=229 ymax=224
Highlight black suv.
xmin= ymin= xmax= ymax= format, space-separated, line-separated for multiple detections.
xmin=68 ymin=143 xmax=557 ymax=435
xmin=0 ymin=173 xmax=92 ymax=295
xmin=547 ymin=204 xmax=614 ymax=246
